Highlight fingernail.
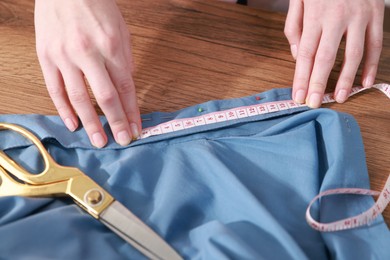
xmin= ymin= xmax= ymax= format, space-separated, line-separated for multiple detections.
xmin=307 ymin=93 xmax=322 ymax=108
xmin=117 ymin=130 xmax=131 ymax=146
xmin=92 ymin=132 xmax=106 ymax=148
xmin=363 ymin=76 xmax=374 ymax=88
xmin=290 ymin=45 xmax=297 ymax=60
xmin=294 ymin=89 xmax=306 ymax=104
xmin=64 ymin=118 xmax=76 ymax=132
xmin=130 ymin=123 xmax=139 ymax=140
xmin=335 ymin=89 xmax=348 ymax=103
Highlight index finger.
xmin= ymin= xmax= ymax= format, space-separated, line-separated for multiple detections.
xmin=306 ymin=26 xmax=344 ymax=108
xmin=81 ymin=59 xmax=133 ymax=146
xmin=292 ymin=23 xmax=321 ymax=104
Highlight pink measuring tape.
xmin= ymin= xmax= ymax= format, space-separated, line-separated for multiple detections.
xmin=140 ymin=84 xmax=390 ymax=139
xmin=140 ymin=83 xmax=390 ymax=232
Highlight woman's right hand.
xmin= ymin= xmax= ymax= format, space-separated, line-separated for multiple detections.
xmin=35 ymin=0 xmax=141 ymax=148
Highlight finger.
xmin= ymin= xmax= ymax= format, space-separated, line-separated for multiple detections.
xmin=81 ymin=60 xmax=133 ymax=146
xmin=60 ymin=66 xmax=107 ymax=148
xmin=334 ymin=24 xmax=365 ymax=103
xmin=40 ymin=62 xmax=79 ymax=132
xmin=284 ymin=0 xmax=304 ymax=59
xmin=362 ymin=12 xmax=384 ymax=88
xmin=292 ymin=22 xmax=322 ymax=104
xmin=306 ymin=27 xmax=344 ymax=108
xmin=106 ymin=65 xmax=141 ymax=139
xmin=106 ymin=32 xmax=141 ymax=139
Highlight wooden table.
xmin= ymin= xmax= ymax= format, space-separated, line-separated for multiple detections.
xmin=0 ymin=0 xmax=389 ymax=225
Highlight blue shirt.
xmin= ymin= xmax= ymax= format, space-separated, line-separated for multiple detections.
xmin=0 ymin=88 xmax=388 ymax=259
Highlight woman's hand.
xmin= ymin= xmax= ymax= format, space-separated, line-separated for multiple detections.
xmin=285 ymin=0 xmax=385 ymax=107
xmin=35 ymin=0 xmax=141 ymax=148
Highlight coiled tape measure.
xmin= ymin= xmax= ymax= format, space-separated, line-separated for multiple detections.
xmin=140 ymin=83 xmax=390 ymax=232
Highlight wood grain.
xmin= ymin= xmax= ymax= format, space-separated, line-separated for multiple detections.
xmin=0 ymin=0 xmax=389 ymax=225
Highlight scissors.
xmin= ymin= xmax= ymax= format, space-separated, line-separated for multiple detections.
xmin=0 ymin=123 xmax=182 ymax=260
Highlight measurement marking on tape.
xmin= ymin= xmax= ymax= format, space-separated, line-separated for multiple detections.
xmin=140 ymin=84 xmax=390 ymax=140
xmin=306 ymin=176 xmax=390 ymax=232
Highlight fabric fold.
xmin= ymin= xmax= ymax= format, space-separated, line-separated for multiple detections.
xmin=0 ymin=87 xmax=388 ymax=259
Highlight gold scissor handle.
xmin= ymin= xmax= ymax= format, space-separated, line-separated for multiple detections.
xmin=0 ymin=123 xmax=114 ymax=218
xmin=0 ymin=122 xmax=79 ymax=184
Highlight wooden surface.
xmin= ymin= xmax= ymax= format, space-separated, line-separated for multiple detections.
xmin=0 ymin=0 xmax=389 ymax=225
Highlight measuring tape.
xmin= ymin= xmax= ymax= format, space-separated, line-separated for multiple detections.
xmin=140 ymin=83 xmax=390 ymax=232
xmin=306 ymin=177 xmax=390 ymax=232
xmin=140 ymin=84 xmax=390 ymax=139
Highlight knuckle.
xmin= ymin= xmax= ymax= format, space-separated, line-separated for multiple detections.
xmin=68 ymin=89 xmax=89 ymax=104
xmin=95 ymin=89 xmax=117 ymax=106
xmin=283 ymin=26 xmax=296 ymax=40
xmin=332 ymin=4 xmax=347 ymax=19
xmin=346 ymin=46 xmax=363 ymax=60
xmin=50 ymin=43 xmax=68 ymax=61
xmin=349 ymin=4 xmax=370 ymax=18
xmin=116 ymin=79 xmax=134 ymax=95
xmin=37 ymin=42 xmax=67 ymax=62
xmin=316 ymin=50 xmax=336 ymax=65
xmin=47 ymin=85 xmax=65 ymax=99
xmin=298 ymin=46 xmax=316 ymax=60
xmin=372 ymin=0 xmax=385 ymax=11
xmin=46 ymin=87 xmax=73 ymax=114
xmin=69 ymin=33 xmax=94 ymax=55
xmin=100 ymin=32 xmax=121 ymax=56
xmin=369 ymin=38 xmax=383 ymax=51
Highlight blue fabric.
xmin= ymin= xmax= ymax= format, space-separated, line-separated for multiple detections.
xmin=0 ymin=88 xmax=388 ymax=260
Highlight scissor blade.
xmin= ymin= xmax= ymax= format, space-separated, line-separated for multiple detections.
xmin=100 ymin=201 xmax=182 ymax=260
